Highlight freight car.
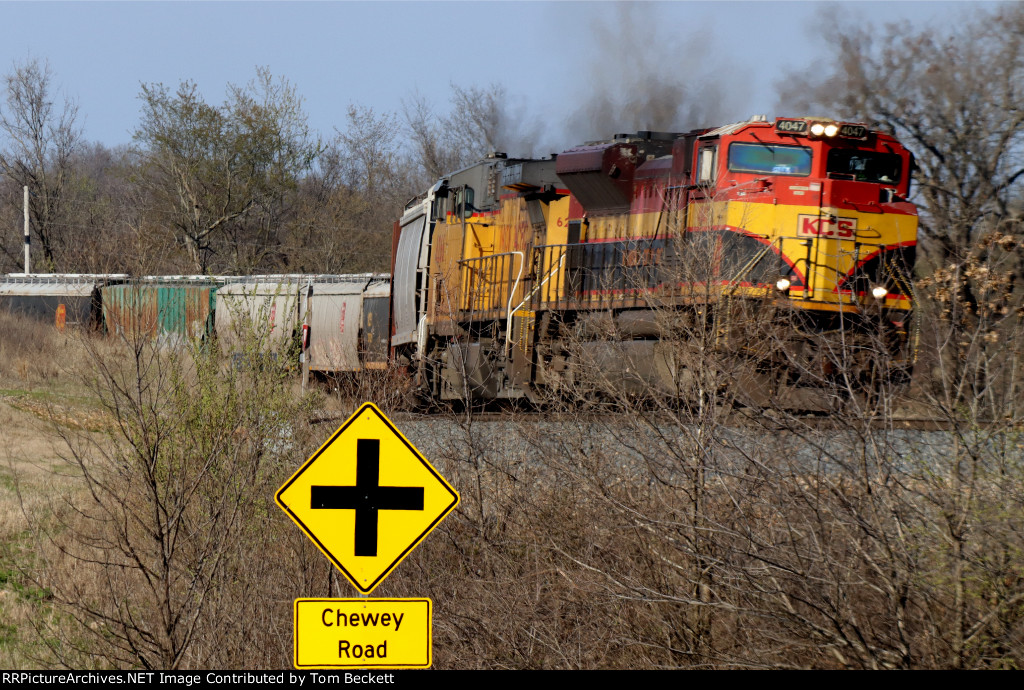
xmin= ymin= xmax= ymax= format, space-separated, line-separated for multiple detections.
xmin=103 ymin=276 xmax=225 ymax=344
xmin=0 ymin=274 xmax=127 ymax=329
xmin=391 ymin=115 xmax=918 ymax=409
xmin=2 ymin=273 xmax=391 ymax=380
xmin=213 ymin=273 xmax=391 ymax=376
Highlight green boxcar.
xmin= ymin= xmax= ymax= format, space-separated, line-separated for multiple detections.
xmin=102 ymin=280 xmax=220 ymax=342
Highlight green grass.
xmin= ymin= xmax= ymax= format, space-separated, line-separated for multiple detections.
xmin=0 ymin=567 xmax=52 ymax=603
xmin=0 ymin=622 xmax=17 ymax=648
xmin=0 ymin=469 xmax=15 ymax=492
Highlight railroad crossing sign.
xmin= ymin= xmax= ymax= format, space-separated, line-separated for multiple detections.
xmin=276 ymin=402 xmax=459 ymax=594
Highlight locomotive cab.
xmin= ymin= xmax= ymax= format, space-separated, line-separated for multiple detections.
xmin=700 ymin=117 xmax=917 ymax=313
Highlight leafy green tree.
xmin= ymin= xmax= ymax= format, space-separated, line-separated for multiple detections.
xmin=133 ymin=68 xmax=320 ymax=274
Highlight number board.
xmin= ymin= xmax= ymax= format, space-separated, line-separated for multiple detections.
xmin=775 ymin=119 xmax=808 ymax=134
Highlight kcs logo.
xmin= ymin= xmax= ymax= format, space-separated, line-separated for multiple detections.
xmin=797 ymin=214 xmax=857 ymax=239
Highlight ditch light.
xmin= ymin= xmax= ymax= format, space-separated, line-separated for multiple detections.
xmin=810 ymin=122 xmax=839 ymax=138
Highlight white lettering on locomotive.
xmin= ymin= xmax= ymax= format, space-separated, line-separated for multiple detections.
xmin=838 ymin=124 xmax=867 ymax=138
xmin=797 ymin=214 xmax=857 ymax=239
xmin=775 ymin=119 xmax=808 ymax=133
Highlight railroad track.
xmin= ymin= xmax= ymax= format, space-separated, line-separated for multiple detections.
xmin=308 ymin=407 xmax=1013 ymax=432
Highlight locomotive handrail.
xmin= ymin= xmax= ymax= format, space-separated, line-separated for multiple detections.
xmin=504 ymin=251 xmax=524 ymax=358
xmin=457 ymin=251 xmax=525 ymax=319
xmin=505 ymin=250 xmax=569 ymax=358
xmin=887 ymin=262 xmax=921 ymax=363
xmin=717 ymin=239 xmax=779 ymax=347
xmin=723 ymin=239 xmax=778 ymax=290
xmin=534 ymin=238 xmax=677 ymax=311
xmin=512 ymin=249 xmax=566 ymax=315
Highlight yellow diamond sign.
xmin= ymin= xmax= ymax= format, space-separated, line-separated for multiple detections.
xmin=276 ymin=402 xmax=459 ymax=594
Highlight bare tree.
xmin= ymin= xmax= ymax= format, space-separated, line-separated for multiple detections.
xmin=0 ymin=58 xmax=81 ymax=272
xmin=776 ymin=5 xmax=1024 ymax=269
xmin=280 ymin=106 xmax=411 ymax=275
xmin=402 ymin=91 xmax=456 ymax=184
xmin=403 ymin=82 xmax=538 ymax=185
xmin=25 ymin=313 xmax=326 ymax=669
xmin=336 ymin=105 xmax=405 ymax=200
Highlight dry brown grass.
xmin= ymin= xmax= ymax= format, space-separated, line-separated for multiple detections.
xmin=0 ymin=397 xmax=93 ymax=668
xmin=1 ymin=307 xmax=1022 ymax=670
xmin=0 ymin=311 xmax=120 ymax=668
xmin=1 ymin=310 xmax=79 ymax=388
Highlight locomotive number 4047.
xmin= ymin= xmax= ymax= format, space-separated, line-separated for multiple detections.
xmin=797 ymin=214 xmax=858 ymax=239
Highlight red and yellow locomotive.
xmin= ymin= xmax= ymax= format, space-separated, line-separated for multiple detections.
xmin=391 ymin=116 xmax=918 ymax=408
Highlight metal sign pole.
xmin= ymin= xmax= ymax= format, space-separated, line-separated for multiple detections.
xmin=23 ymin=186 xmax=29 ymax=274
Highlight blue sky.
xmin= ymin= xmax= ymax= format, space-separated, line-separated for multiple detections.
xmin=0 ymin=1 xmax=996 ymax=152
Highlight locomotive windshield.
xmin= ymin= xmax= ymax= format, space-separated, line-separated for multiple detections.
xmin=728 ymin=142 xmax=812 ymax=176
xmin=826 ymin=149 xmax=902 ymax=184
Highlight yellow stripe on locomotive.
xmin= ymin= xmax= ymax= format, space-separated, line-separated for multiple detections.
xmin=392 ymin=116 xmax=919 ymax=404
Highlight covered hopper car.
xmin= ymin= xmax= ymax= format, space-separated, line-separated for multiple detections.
xmin=212 ymin=274 xmax=391 ymax=374
xmin=2 ymin=273 xmax=391 ymax=380
xmin=0 ymin=274 xmax=127 ymax=330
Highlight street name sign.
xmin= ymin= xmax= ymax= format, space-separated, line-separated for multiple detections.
xmin=293 ymin=598 xmax=431 ymax=669
xmin=276 ymin=402 xmax=459 ymax=593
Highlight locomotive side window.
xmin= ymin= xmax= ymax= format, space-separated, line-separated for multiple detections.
xmin=727 ymin=142 xmax=812 ymax=176
xmin=455 ymin=186 xmax=476 ymax=219
xmin=697 ymin=147 xmax=717 ymax=184
xmin=826 ymin=149 xmax=901 ymax=184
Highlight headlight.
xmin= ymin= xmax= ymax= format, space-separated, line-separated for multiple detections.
xmin=871 ymin=285 xmax=888 ymax=299
xmin=776 ymin=277 xmax=792 ymax=291
xmin=823 ymin=124 xmax=839 ymax=137
xmin=810 ymin=123 xmax=826 ymax=136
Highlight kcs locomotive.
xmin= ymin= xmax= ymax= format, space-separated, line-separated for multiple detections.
xmin=391 ymin=115 xmax=918 ymax=410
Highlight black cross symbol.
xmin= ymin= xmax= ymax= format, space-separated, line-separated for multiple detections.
xmin=311 ymin=438 xmax=424 ymax=557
